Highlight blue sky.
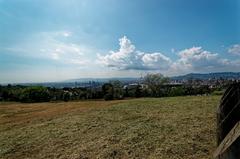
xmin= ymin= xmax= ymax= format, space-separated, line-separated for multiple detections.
xmin=0 ymin=0 xmax=239 ymax=83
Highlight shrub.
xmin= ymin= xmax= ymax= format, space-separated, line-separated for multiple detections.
xmin=104 ymin=94 xmax=113 ymax=100
xmin=20 ymin=86 xmax=51 ymax=103
xmin=212 ymin=90 xmax=224 ymax=96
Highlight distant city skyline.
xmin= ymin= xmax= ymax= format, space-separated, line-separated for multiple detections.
xmin=0 ymin=0 xmax=239 ymax=83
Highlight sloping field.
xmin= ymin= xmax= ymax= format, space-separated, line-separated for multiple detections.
xmin=0 ymin=96 xmax=220 ymax=159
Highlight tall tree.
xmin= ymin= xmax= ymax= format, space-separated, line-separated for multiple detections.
xmin=143 ymin=73 xmax=169 ymax=97
xmin=102 ymin=83 xmax=114 ymax=100
xmin=110 ymin=80 xmax=124 ymax=99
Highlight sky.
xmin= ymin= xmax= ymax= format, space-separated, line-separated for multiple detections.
xmin=0 ymin=0 xmax=239 ymax=83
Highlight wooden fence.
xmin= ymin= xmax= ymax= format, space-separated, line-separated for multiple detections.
xmin=214 ymin=83 xmax=240 ymax=159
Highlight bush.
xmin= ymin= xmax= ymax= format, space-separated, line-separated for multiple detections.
xmin=169 ymin=87 xmax=185 ymax=97
xmin=20 ymin=86 xmax=51 ymax=103
xmin=62 ymin=92 xmax=71 ymax=102
xmin=212 ymin=90 xmax=224 ymax=96
xmin=104 ymin=94 xmax=113 ymax=100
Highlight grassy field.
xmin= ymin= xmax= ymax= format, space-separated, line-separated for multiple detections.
xmin=0 ymin=96 xmax=220 ymax=159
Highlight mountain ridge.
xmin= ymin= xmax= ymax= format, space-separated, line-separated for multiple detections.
xmin=171 ymin=72 xmax=240 ymax=80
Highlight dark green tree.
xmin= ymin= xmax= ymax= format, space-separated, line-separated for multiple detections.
xmin=110 ymin=80 xmax=124 ymax=99
xmin=102 ymin=83 xmax=114 ymax=100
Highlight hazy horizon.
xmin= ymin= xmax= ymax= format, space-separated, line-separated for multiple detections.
xmin=0 ymin=0 xmax=239 ymax=83
xmin=1 ymin=71 xmax=240 ymax=85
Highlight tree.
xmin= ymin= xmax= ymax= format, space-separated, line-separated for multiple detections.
xmin=102 ymin=83 xmax=114 ymax=100
xmin=62 ymin=91 xmax=71 ymax=102
xmin=143 ymin=73 xmax=169 ymax=97
xmin=135 ymin=84 xmax=142 ymax=97
xmin=110 ymin=80 xmax=124 ymax=99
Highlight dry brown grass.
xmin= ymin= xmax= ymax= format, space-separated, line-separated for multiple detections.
xmin=0 ymin=100 xmax=122 ymax=125
xmin=0 ymin=96 xmax=220 ymax=159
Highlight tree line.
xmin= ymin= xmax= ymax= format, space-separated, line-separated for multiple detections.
xmin=0 ymin=74 xmax=223 ymax=103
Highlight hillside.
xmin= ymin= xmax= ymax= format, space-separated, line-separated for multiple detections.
xmin=0 ymin=96 xmax=220 ymax=159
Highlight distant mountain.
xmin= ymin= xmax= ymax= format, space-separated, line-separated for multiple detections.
xmin=66 ymin=73 xmax=240 ymax=82
xmin=171 ymin=72 xmax=240 ymax=80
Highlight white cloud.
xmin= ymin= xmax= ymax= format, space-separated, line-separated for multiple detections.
xmin=177 ymin=46 xmax=219 ymax=69
xmin=42 ymin=40 xmax=91 ymax=65
xmin=170 ymin=46 xmax=240 ymax=75
xmin=97 ymin=36 xmax=240 ymax=75
xmin=142 ymin=52 xmax=172 ymax=69
xmin=41 ymin=30 xmax=72 ymax=38
xmin=3 ymin=33 xmax=240 ymax=78
xmin=3 ymin=31 xmax=91 ymax=66
xmin=228 ymin=44 xmax=240 ymax=55
xmin=62 ymin=31 xmax=72 ymax=37
xmin=48 ymin=43 xmax=85 ymax=62
xmin=97 ymin=36 xmax=172 ymax=70
xmin=52 ymin=52 xmax=60 ymax=60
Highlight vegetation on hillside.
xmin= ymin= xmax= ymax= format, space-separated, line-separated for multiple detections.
xmin=0 ymin=74 xmax=227 ymax=103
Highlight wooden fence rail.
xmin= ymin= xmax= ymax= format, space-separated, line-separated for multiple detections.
xmin=214 ymin=121 xmax=240 ymax=158
xmin=215 ymin=83 xmax=240 ymax=159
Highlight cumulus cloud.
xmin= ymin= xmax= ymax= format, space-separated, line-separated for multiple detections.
xmin=228 ymin=44 xmax=240 ymax=55
xmin=6 ymin=33 xmax=239 ymax=75
xmin=175 ymin=46 xmax=219 ymax=70
xmin=98 ymin=36 xmax=240 ymax=75
xmin=97 ymin=36 xmax=172 ymax=70
xmin=171 ymin=46 xmax=240 ymax=74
